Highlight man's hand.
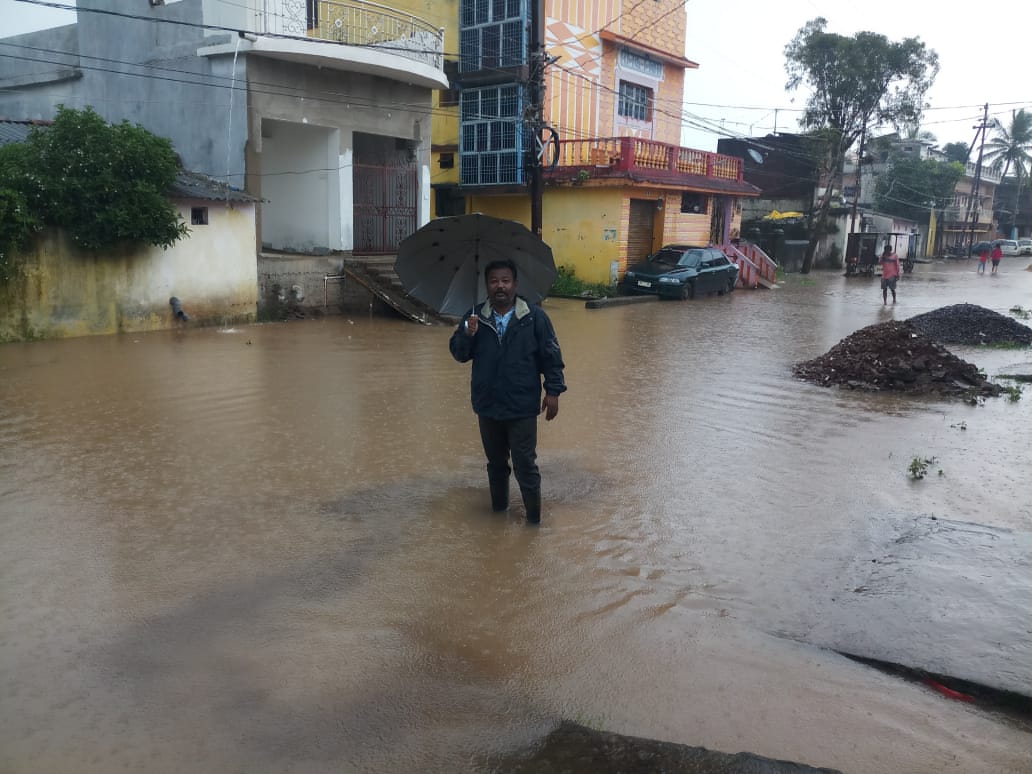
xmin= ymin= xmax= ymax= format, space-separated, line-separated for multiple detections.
xmin=464 ymin=315 xmax=478 ymax=336
xmin=542 ymin=394 xmax=559 ymax=421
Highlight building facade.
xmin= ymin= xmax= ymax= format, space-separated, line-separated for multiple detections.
xmin=437 ymin=0 xmax=758 ymax=284
xmin=0 ymin=0 xmax=451 ymax=310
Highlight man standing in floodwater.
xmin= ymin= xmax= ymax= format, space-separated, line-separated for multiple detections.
xmin=449 ymin=259 xmax=566 ymax=525
xmin=880 ymin=243 xmax=901 ymax=305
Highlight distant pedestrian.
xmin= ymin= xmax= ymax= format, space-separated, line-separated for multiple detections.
xmin=990 ymin=242 xmax=1003 ymax=274
xmin=879 ymin=244 xmax=901 ymax=305
xmin=977 ymin=245 xmax=989 ymax=274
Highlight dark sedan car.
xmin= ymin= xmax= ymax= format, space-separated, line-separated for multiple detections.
xmin=620 ymin=245 xmax=739 ymax=299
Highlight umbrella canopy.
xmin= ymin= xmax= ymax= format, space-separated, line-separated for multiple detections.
xmin=395 ymin=214 xmax=557 ymax=317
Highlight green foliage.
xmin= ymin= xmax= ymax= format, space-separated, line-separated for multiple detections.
xmin=984 ymin=109 xmax=1032 ymax=233
xmin=908 ymin=456 xmax=936 ymax=479
xmin=549 ymin=265 xmax=616 ymax=298
xmin=0 ymin=106 xmax=188 ymax=253
xmin=942 ymin=142 xmax=969 ymax=164
xmin=0 ymin=186 xmax=39 ymax=281
xmin=784 ymin=18 xmax=938 ymax=272
xmin=785 ymin=19 xmax=939 ymax=140
xmin=1002 ymin=383 xmax=1023 ymax=402
xmin=874 ymin=154 xmax=964 ymax=223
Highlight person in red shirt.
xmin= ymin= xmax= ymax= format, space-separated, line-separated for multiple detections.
xmin=990 ymin=242 xmax=1003 ymax=274
xmin=879 ymin=244 xmax=901 ymax=304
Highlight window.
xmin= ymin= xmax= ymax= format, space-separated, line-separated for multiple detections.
xmin=459 ymin=85 xmax=525 ymax=185
xmin=459 ymin=0 xmax=526 ymax=73
xmin=618 ymin=81 xmax=652 ymax=122
xmin=439 ymin=153 xmax=455 ymax=169
xmin=680 ymin=193 xmax=708 ymax=214
xmin=306 ymin=0 xmax=318 ymax=29
xmin=436 ymin=186 xmax=466 ymax=216
xmin=191 ymin=207 xmax=208 ymax=225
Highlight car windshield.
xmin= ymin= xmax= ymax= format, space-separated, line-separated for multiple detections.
xmin=651 ymin=248 xmax=703 ymax=268
xmin=676 ymin=250 xmax=705 ymax=268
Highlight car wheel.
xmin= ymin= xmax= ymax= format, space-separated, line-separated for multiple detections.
xmin=681 ymin=281 xmax=695 ymax=300
xmin=726 ymin=276 xmax=736 ymax=293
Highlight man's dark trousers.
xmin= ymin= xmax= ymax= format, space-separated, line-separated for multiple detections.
xmin=478 ymin=415 xmax=541 ymax=522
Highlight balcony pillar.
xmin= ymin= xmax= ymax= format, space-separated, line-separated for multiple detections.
xmin=618 ymin=137 xmax=633 ymax=171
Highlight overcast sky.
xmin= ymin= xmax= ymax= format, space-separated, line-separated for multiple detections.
xmin=3 ymin=0 xmax=1031 ymax=153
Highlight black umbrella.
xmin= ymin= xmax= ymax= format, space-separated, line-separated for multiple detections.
xmin=395 ymin=214 xmax=557 ymax=317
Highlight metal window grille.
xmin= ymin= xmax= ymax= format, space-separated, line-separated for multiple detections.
xmin=618 ymin=81 xmax=652 ymax=122
xmin=459 ymin=85 xmax=525 ymax=185
xmin=459 ymin=0 xmax=526 ymax=72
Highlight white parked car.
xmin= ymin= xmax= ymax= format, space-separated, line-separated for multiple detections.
xmin=993 ymin=239 xmax=1020 ymax=257
xmin=1018 ymin=238 xmax=1032 ymax=255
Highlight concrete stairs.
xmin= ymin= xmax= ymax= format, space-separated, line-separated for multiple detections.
xmin=343 ymin=255 xmax=452 ymax=325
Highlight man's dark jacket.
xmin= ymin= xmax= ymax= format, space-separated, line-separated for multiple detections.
xmin=449 ymin=297 xmax=566 ymax=420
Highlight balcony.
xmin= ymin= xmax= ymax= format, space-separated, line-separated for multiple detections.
xmin=545 ymin=137 xmax=758 ymax=195
xmin=942 ymin=206 xmax=994 ymax=224
xmin=965 ymin=161 xmax=1001 ymax=185
xmin=203 ymin=0 xmax=447 ymax=89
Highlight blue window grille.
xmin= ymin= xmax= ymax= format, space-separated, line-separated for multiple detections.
xmin=459 ymin=0 xmax=526 ymax=73
xmin=460 ymin=85 xmax=525 ymax=186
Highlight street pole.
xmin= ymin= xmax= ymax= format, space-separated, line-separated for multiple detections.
xmin=528 ymin=0 xmax=545 ymax=238
xmin=849 ymin=125 xmax=866 ymax=236
xmin=967 ymin=103 xmax=991 ymax=254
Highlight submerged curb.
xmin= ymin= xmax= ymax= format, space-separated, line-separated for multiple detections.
xmin=490 ymin=721 xmax=842 ymax=773
xmin=584 ymin=295 xmax=657 ymax=309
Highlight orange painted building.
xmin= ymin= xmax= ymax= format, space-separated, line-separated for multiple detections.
xmin=450 ymin=0 xmax=762 ymax=284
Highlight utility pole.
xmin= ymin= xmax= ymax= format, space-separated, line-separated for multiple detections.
xmin=966 ymin=103 xmax=991 ymax=254
xmin=528 ymin=0 xmax=545 ymax=238
xmin=849 ymin=124 xmax=866 ymax=236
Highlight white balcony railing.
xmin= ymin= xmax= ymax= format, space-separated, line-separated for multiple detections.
xmin=252 ymin=0 xmax=443 ymax=70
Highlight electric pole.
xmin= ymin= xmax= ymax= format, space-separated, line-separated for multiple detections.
xmin=966 ymin=103 xmax=991 ymax=253
xmin=849 ymin=124 xmax=866 ymax=237
xmin=528 ymin=0 xmax=545 ymax=238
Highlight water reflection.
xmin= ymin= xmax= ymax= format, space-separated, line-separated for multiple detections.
xmin=1 ymin=262 xmax=1031 ymax=772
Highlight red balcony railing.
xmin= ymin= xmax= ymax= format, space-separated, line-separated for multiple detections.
xmin=548 ymin=137 xmax=743 ymax=183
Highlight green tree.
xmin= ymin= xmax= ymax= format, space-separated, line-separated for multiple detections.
xmin=784 ymin=18 xmax=939 ymax=272
xmin=873 ymin=154 xmax=964 ymax=223
xmin=0 ymin=105 xmax=188 ymax=253
xmin=982 ymin=109 xmax=1032 ymax=237
xmin=942 ymin=141 xmax=970 ymax=164
xmin=0 ymin=188 xmax=38 ymax=282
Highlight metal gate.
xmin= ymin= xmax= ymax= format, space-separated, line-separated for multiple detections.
xmin=353 ymin=163 xmax=417 ymax=255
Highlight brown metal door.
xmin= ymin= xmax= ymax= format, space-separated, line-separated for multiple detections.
xmin=354 ymin=163 xmax=417 ymax=254
xmin=626 ymin=199 xmax=656 ymax=271
xmin=710 ymin=196 xmax=727 ymax=245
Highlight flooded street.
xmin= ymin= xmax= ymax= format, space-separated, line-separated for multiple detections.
xmin=2 ymin=260 xmax=1031 ymax=773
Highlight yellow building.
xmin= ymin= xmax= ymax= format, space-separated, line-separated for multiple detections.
xmin=437 ymin=0 xmax=760 ymax=284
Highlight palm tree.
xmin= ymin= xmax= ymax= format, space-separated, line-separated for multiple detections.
xmin=983 ymin=109 xmax=1032 ymax=238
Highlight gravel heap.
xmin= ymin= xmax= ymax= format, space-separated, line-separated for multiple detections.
xmin=907 ymin=303 xmax=1032 ymax=346
xmin=793 ymin=320 xmax=1003 ymax=397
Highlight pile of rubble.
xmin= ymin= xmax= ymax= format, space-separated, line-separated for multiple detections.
xmin=907 ymin=303 xmax=1032 ymax=346
xmin=793 ymin=320 xmax=1003 ymax=398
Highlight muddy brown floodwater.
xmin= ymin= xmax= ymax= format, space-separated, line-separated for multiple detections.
xmin=2 ymin=261 xmax=1031 ymax=773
